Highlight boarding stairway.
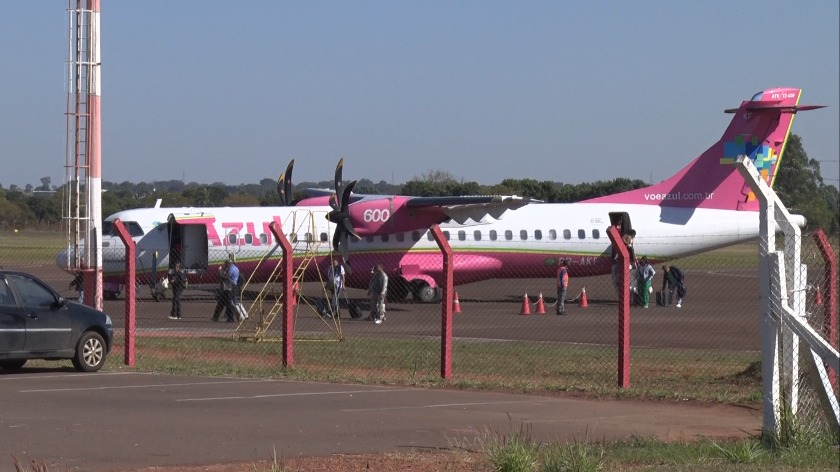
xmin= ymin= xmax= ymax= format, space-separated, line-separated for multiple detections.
xmin=234 ymin=210 xmax=326 ymax=342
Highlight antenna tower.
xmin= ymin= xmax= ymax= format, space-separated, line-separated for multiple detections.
xmin=63 ymin=0 xmax=103 ymax=309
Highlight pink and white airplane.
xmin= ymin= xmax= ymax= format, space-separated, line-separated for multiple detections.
xmin=58 ymin=87 xmax=822 ymax=302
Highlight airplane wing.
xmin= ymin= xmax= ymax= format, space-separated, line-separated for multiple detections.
xmin=405 ymin=195 xmax=534 ymax=224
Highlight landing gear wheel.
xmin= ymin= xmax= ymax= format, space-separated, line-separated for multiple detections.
xmin=411 ymin=280 xmax=439 ymax=303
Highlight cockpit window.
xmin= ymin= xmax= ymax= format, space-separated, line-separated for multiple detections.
xmin=103 ymin=221 xmax=145 ymax=238
xmin=750 ymin=91 xmax=764 ymax=101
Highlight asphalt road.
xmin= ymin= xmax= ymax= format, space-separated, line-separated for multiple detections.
xmin=0 ymin=265 xmax=775 ymax=470
xmin=1 ymin=370 xmax=761 ymax=471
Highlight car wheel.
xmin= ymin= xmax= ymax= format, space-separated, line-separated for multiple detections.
xmin=72 ymin=331 xmax=107 ymax=372
xmin=0 ymin=359 xmax=27 ymax=370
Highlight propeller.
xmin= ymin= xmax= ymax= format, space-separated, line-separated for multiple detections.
xmin=326 ymin=158 xmax=361 ymax=257
xmin=277 ymin=160 xmax=295 ymax=206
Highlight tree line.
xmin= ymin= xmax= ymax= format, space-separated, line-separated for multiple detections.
xmin=1 ymin=134 xmax=837 ymax=232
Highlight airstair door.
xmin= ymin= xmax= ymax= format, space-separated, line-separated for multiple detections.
xmin=167 ymin=214 xmax=210 ymax=273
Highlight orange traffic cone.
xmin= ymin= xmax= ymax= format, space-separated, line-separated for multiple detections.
xmin=579 ymin=287 xmax=589 ymax=308
xmin=535 ymin=292 xmax=546 ymax=314
xmin=815 ymin=286 xmax=823 ymax=305
xmin=453 ymin=291 xmax=462 ymax=313
xmin=520 ymin=292 xmax=531 ymax=315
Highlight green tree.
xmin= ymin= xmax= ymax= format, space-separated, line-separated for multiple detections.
xmin=774 ymin=134 xmax=839 ymax=232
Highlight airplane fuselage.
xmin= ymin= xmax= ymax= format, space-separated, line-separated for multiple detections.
xmin=60 ymin=201 xmax=786 ymax=302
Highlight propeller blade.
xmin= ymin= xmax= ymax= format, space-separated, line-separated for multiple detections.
xmin=334 ymin=158 xmax=344 ymax=205
xmin=283 ymin=159 xmax=294 ymax=205
xmin=277 ymin=159 xmax=295 ymax=206
xmin=341 ymin=181 xmax=357 ymax=211
xmin=332 ymin=226 xmax=341 ymax=252
xmin=341 ymin=217 xmax=361 ymax=241
xmin=328 ymin=194 xmax=339 ymax=211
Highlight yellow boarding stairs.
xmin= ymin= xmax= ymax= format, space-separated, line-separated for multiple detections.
xmin=234 ymin=210 xmax=329 ymax=342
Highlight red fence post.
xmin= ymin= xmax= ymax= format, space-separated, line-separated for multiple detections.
xmin=430 ymin=225 xmax=453 ymax=379
xmin=607 ymin=226 xmax=630 ymax=389
xmin=269 ymin=222 xmax=294 ymax=367
xmin=112 ymin=219 xmax=136 ymax=367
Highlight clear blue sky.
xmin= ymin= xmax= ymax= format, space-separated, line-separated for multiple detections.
xmin=1 ymin=1 xmax=837 ymax=189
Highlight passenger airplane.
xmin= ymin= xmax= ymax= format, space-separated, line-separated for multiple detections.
xmin=58 ymin=87 xmax=821 ymax=302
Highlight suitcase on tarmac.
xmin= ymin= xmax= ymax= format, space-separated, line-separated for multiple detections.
xmin=656 ymin=290 xmax=666 ymax=307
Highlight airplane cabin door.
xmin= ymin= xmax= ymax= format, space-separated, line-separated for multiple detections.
xmin=167 ymin=215 xmax=209 ymax=273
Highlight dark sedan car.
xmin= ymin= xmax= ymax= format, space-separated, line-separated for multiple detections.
xmin=0 ymin=270 xmax=114 ymax=372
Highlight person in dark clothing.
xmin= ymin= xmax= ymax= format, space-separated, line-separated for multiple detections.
xmin=212 ymin=260 xmax=236 ymax=322
xmin=167 ymin=261 xmax=187 ymax=320
xmin=661 ymin=264 xmax=686 ymax=308
xmin=69 ymin=272 xmax=84 ymax=303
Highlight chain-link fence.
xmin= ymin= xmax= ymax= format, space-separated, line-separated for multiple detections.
xmin=2 ymin=229 xmax=837 ymax=408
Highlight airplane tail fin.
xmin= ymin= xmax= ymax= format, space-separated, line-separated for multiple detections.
xmin=584 ymin=88 xmax=824 ymax=211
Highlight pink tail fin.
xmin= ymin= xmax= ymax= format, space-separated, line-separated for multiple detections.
xmin=585 ymin=88 xmax=823 ymax=211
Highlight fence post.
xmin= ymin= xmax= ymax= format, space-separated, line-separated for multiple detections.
xmin=607 ymin=226 xmax=630 ymax=388
xmin=112 ymin=219 xmax=136 ymax=367
xmin=269 ymin=221 xmax=294 ymax=367
xmin=429 ymin=225 xmax=453 ymax=379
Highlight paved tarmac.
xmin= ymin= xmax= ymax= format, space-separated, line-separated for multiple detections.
xmin=1 ymin=370 xmax=761 ymax=471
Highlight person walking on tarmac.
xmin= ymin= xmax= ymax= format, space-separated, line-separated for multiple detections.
xmin=326 ymin=257 xmax=345 ymax=318
xmin=368 ymin=264 xmax=388 ymax=324
xmin=661 ymin=264 xmax=686 ymax=308
xmin=212 ymin=259 xmax=237 ymax=322
xmin=167 ymin=261 xmax=187 ymax=320
xmin=556 ymin=258 xmax=569 ymax=316
xmin=636 ymin=256 xmax=656 ymax=308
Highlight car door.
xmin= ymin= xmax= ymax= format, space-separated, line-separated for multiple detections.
xmin=0 ymin=276 xmax=26 ymax=354
xmin=6 ymin=274 xmax=72 ymax=353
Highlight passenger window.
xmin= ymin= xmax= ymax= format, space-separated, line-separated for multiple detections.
xmin=548 ymin=229 xmax=557 ymax=240
xmin=320 ymin=232 xmax=329 ymax=242
xmin=563 ymin=229 xmax=571 ymax=240
xmin=381 ymin=234 xmax=390 ymax=242
xmin=474 ymin=230 xmax=482 ymax=241
xmin=412 ymin=231 xmax=421 ymax=241
xmin=260 ymin=234 xmax=268 ymax=244
xmin=577 ymin=229 xmax=586 ymax=239
xmin=458 ymin=230 xmax=466 ymax=241
xmin=227 ymin=233 xmax=238 ymax=245
xmin=489 ymin=230 xmax=497 ymax=241
xmin=592 ymin=229 xmax=600 ymax=239
xmin=244 ymin=233 xmax=253 ymax=244
xmin=534 ymin=230 xmax=542 ymax=240
xmin=396 ymin=233 xmax=405 ymax=242
xmin=443 ymin=231 xmax=450 ymax=241
xmin=505 ymin=230 xmax=513 ymax=241
xmin=366 ymin=236 xmax=374 ymax=243
xmin=519 ymin=230 xmax=528 ymax=240
xmin=427 ymin=232 xmax=434 ymax=241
